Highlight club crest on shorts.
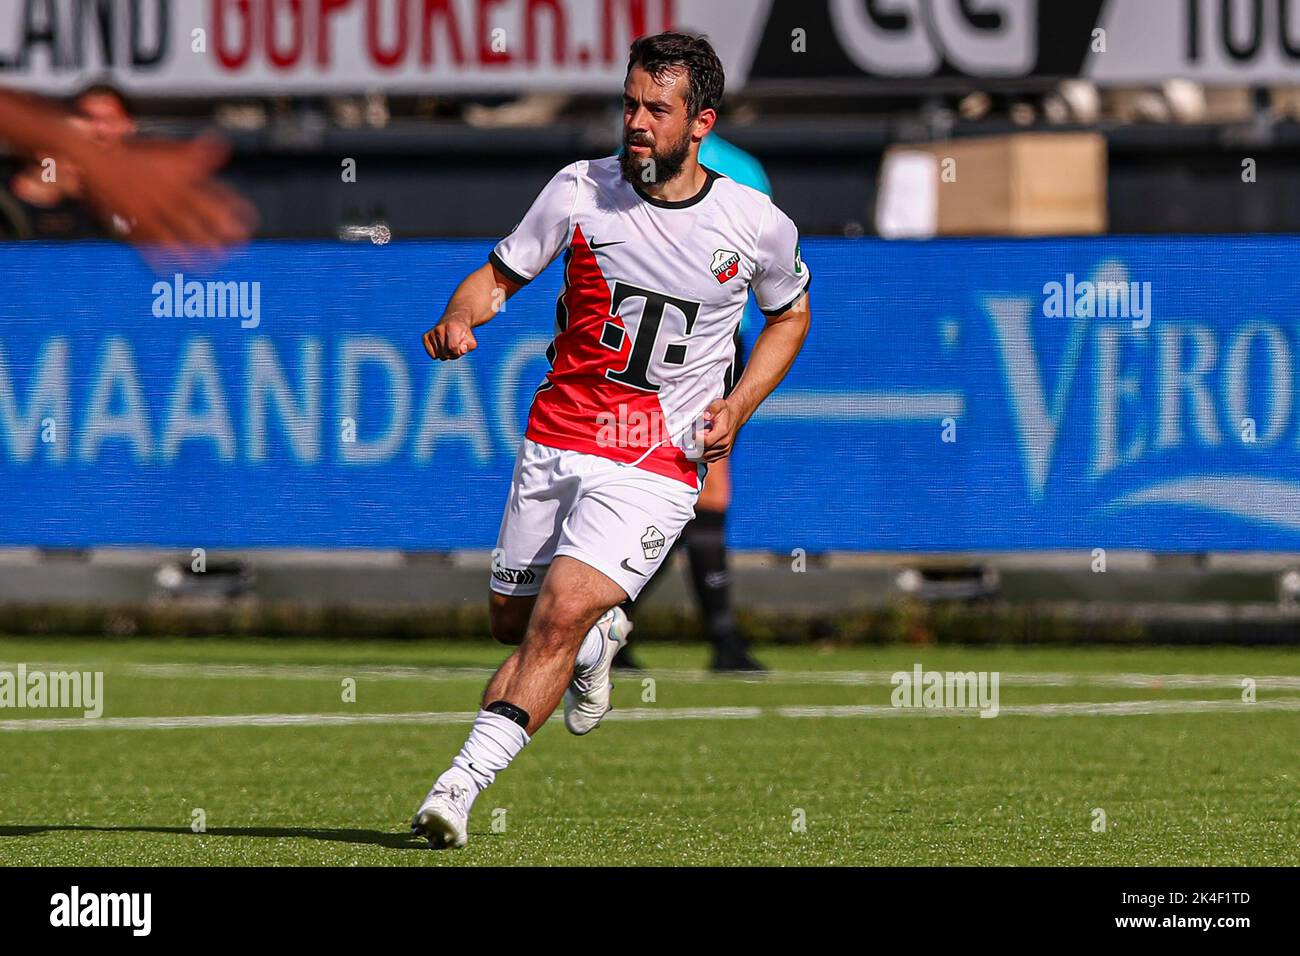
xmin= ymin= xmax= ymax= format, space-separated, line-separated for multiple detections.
xmin=710 ymin=248 xmax=740 ymax=284
xmin=641 ymin=525 xmax=666 ymax=560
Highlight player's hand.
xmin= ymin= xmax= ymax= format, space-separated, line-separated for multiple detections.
xmin=423 ymin=316 xmax=478 ymax=361
xmin=77 ymin=135 xmax=256 ymax=255
xmin=699 ymin=398 xmax=741 ymax=463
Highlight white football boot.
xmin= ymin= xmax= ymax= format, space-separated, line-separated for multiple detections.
xmin=411 ymin=777 xmax=473 ymax=849
xmin=563 ymin=606 xmax=632 ymax=735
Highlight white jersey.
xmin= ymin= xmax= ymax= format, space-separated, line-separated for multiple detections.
xmin=490 ymin=156 xmax=810 ymax=489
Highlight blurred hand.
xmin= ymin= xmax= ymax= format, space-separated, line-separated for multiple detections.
xmin=423 ymin=316 xmax=478 ymax=361
xmin=77 ymin=135 xmax=255 ymax=255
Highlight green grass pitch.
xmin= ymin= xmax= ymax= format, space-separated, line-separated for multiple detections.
xmin=1 ymin=637 xmax=1297 ymax=866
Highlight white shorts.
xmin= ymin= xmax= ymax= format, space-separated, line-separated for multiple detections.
xmin=490 ymin=438 xmax=700 ymax=601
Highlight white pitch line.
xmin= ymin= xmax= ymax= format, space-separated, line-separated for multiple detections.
xmin=127 ymin=662 xmax=500 ymax=682
xmin=0 ymin=710 xmax=481 ymax=732
xmin=106 ymin=662 xmax=1300 ymax=691
xmin=2 ymin=699 xmax=1297 ymax=733
xmin=776 ymin=699 xmax=1300 ymax=718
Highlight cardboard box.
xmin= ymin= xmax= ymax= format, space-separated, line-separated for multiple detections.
xmin=881 ymin=132 xmax=1107 ymax=237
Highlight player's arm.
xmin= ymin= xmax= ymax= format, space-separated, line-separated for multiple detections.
xmin=422 ymin=163 xmax=577 ymax=361
xmin=0 ymin=88 xmax=253 ymax=249
xmin=0 ymin=89 xmax=79 ymax=157
xmin=422 ymin=263 xmax=521 ymax=361
xmin=700 ymin=291 xmax=810 ymax=462
xmin=700 ymin=203 xmax=812 ymax=462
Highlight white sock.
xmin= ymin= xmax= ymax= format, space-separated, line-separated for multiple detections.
xmin=444 ymin=710 xmax=531 ymax=796
xmin=574 ymin=617 xmax=607 ymax=673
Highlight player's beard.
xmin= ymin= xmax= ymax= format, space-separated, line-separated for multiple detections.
xmin=619 ymin=126 xmax=693 ymax=190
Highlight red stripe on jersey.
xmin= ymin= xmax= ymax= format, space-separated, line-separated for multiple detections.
xmin=525 ymin=224 xmax=699 ymax=488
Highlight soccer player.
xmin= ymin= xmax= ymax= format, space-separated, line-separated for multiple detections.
xmin=413 ymin=32 xmax=811 ymax=849
xmin=614 ymin=131 xmax=773 ymax=673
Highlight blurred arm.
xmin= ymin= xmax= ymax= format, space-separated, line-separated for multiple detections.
xmin=0 ymin=87 xmax=254 ymax=250
xmin=0 ymin=89 xmax=83 ymax=158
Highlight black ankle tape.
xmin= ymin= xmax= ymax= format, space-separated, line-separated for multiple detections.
xmin=485 ymin=700 xmax=531 ymax=730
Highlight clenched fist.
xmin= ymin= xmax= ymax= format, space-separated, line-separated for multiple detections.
xmin=423 ymin=316 xmax=478 ymax=361
xmin=699 ymin=397 xmax=743 ymax=463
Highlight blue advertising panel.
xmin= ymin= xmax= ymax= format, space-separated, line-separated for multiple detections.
xmin=0 ymin=237 xmax=1296 ymax=551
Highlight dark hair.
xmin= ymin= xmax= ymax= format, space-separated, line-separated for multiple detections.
xmin=626 ymin=32 xmax=724 ymax=118
xmin=73 ymin=82 xmax=133 ymax=117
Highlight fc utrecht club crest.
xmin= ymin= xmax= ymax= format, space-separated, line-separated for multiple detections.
xmin=710 ymin=249 xmax=740 ymax=284
xmin=641 ymin=526 xmax=666 ymax=560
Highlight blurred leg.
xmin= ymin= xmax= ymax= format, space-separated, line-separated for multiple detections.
xmin=617 ymin=456 xmax=763 ymax=672
xmin=696 ymin=454 xmax=731 ymax=513
xmin=684 ymin=458 xmax=761 ymax=671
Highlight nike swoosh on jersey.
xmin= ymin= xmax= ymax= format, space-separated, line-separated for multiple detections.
xmin=590 ymin=239 xmax=626 ymax=249
xmin=620 ymin=558 xmax=648 ymax=576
